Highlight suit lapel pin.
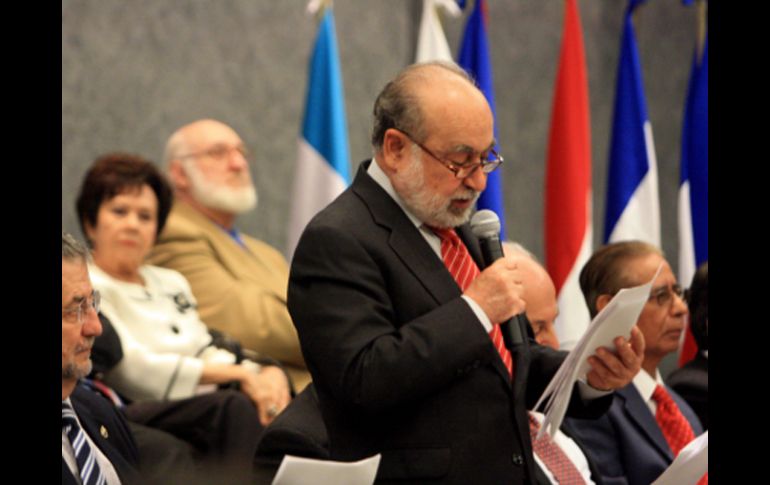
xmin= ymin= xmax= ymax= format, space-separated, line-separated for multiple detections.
xmin=100 ymin=425 xmax=109 ymax=439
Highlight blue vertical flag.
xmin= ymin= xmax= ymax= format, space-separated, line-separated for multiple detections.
xmin=678 ymin=0 xmax=707 ymax=365
xmin=287 ymin=6 xmax=350 ymax=258
xmin=604 ymin=0 xmax=661 ymax=246
xmin=457 ymin=0 xmax=505 ymax=238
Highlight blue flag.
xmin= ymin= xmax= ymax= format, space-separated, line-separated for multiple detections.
xmin=287 ymin=8 xmax=350 ymax=257
xmin=679 ymin=36 xmax=708 ymax=275
xmin=458 ymin=0 xmax=505 ymax=238
xmin=603 ymin=0 xmax=660 ymax=245
xmin=677 ymin=12 xmax=707 ymax=366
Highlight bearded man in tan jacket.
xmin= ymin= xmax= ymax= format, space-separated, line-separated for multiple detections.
xmin=148 ymin=119 xmax=310 ymax=391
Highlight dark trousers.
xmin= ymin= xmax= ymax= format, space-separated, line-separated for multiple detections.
xmin=124 ymin=390 xmax=264 ymax=485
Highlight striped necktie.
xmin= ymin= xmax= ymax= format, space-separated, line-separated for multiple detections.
xmin=62 ymin=401 xmax=106 ymax=485
xmin=431 ymin=227 xmax=513 ymax=377
xmin=652 ymin=385 xmax=708 ymax=484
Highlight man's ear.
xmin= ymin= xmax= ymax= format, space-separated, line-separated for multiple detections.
xmin=167 ymin=160 xmax=189 ymax=191
xmin=596 ymin=294 xmax=613 ymax=313
xmin=379 ymin=128 xmax=409 ymax=173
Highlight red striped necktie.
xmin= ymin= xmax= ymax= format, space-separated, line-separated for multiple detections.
xmin=652 ymin=385 xmax=708 ymax=484
xmin=430 ymin=227 xmax=513 ymax=377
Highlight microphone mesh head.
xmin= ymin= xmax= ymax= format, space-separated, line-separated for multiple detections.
xmin=470 ymin=209 xmax=500 ymax=238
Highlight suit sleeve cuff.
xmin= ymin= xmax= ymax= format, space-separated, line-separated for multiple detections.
xmin=576 ymin=380 xmax=613 ymax=400
xmin=460 ymin=295 xmax=493 ymax=333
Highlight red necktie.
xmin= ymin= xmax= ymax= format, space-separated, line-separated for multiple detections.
xmin=431 ymin=227 xmax=513 ymax=377
xmin=652 ymin=385 xmax=708 ymax=485
xmin=529 ymin=414 xmax=586 ymax=485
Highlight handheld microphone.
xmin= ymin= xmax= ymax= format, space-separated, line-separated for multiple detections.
xmin=469 ymin=209 xmax=525 ymax=348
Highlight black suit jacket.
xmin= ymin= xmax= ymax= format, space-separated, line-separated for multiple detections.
xmin=288 ymin=162 xmax=611 ymax=484
xmin=63 ymin=384 xmax=140 ymax=485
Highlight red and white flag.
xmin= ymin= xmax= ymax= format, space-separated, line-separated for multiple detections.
xmin=544 ymin=0 xmax=592 ymax=350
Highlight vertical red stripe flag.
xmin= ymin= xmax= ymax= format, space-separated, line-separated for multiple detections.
xmin=545 ymin=0 xmax=593 ymax=350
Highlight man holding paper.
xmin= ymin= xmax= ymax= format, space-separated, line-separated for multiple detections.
xmin=288 ymin=61 xmax=644 ymax=484
xmin=565 ymin=241 xmax=705 ymax=485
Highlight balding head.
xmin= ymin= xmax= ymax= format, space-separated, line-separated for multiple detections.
xmin=371 ymin=61 xmax=487 ymax=153
xmin=503 ymin=242 xmax=560 ymax=350
xmin=164 ymin=119 xmax=243 ymax=167
xmin=164 ymin=119 xmax=257 ymax=228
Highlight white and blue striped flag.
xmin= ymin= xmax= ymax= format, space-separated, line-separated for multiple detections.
xmin=287 ymin=3 xmax=350 ymax=258
xmin=604 ymin=0 xmax=660 ymax=247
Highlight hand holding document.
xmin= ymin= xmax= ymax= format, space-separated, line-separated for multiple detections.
xmin=533 ymin=264 xmax=663 ymax=439
xmin=652 ymin=431 xmax=708 ymax=485
xmin=272 ymin=454 xmax=381 ymax=485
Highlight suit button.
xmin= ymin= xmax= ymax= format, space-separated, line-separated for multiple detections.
xmin=512 ymin=453 xmax=524 ymax=466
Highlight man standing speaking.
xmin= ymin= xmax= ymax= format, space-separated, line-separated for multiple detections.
xmin=288 ymin=61 xmax=644 ymax=484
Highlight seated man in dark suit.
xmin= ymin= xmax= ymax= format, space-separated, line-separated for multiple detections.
xmin=667 ymin=261 xmax=708 ymax=429
xmin=288 ymin=61 xmax=644 ymax=484
xmin=565 ymin=241 xmax=706 ymax=485
xmin=62 ymin=232 xmax=140 ymax=485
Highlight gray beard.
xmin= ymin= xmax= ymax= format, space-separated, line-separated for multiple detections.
xmin=394 ymin=147 xmax=479 ymax=229
xmin=62 ymin=360 xmax=92 ymax=381
xmin=184 ymin=161 xmax=258 ymax=215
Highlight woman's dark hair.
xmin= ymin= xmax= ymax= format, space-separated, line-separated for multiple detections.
xmin=76 ymin=152 xmax=173 ymax=241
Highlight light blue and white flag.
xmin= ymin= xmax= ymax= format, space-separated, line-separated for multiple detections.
xmin=287 ymin=3 xmax=350 ymax=258
xmin=603 ymin=0 xmax=660 ymax=246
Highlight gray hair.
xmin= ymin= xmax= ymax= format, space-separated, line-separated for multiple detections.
xmin=371 ymin=61 xmax=473 ymax=152
xmin=62 ymin=232 xmax=89 ymax=263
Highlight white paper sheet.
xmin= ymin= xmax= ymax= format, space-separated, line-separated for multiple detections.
xmin=651 ymin=431 xmax=708 ymax=485
xmin=534 ymin=264 xmax=663 ymax=439
xmin=271 ymin=454 xmax=382 ymax=485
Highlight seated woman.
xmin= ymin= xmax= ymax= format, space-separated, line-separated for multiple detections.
xmin=75 ymin=153 xmax=291 ymax=477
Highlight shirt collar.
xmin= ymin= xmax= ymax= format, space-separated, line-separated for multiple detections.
xmin=633 ymin=367 xmax=665 ymax=404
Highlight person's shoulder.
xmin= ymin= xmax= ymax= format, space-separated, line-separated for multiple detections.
xmin=141 ymin=264 xmax=195 ymax=293
xmin=157 ymin=201 xmax=210 ymax=240
xmin=87 ymin=263 xmax=119 ymax=292
xmin=240 ymin=233 xmax=288 ymax=261
xmin=71 ymin=384 xmax=118 ymax=418
xmin=666 ymin=361 xmax=708 ymax=390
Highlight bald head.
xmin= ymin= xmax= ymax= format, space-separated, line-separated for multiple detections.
xmin=503 ymin=243 xmax=560 ymax=350
xmin=164 ymin=119 xmax=243 ymax=167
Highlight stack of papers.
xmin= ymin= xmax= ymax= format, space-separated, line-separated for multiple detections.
xmin=652 ymin=431 xmax=708 ymax=485
xmin=533 ymin=264 xmax=662 ymax=440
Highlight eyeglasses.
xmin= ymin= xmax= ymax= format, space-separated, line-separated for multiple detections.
xmin=648 ymin=284 xmax=686 ymax=307
xmin=397 ymin=129 xmax=503 ymax=179
xmin=63 ymin=290 xmax=101 ymax=325
xmin=177 ymin=144 xmax=251 ymax=163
